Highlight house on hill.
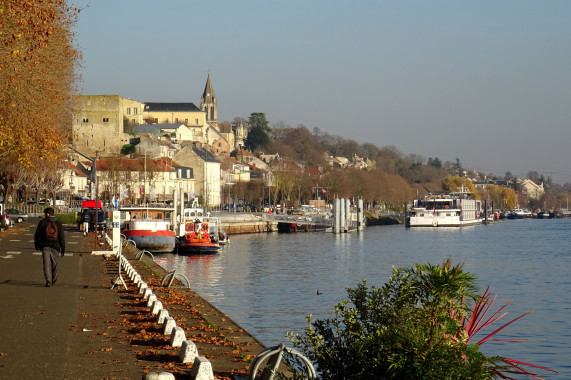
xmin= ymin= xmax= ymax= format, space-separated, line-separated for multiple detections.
xmin=520 ymin=179 xmax=545 ymax=200
xmin=173 ymin=146 xmax=221 ymax=207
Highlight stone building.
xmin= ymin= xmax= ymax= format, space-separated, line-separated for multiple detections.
xmin=71 ymin=75 xmax=248 ymax=156
xmin=173 ymin=146 xmax=221 ymax=207
xmin=72 ymin=95 xmax=136 ymax=156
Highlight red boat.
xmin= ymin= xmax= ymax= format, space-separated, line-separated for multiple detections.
xmin=177 ymin=219 xmax=220 ymax=255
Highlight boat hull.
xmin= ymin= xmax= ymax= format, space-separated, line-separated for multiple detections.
xmin=123 ymin=230 xmax=176 ymax=253
xmin=177 ymin=240 xmax=220 ymax=255
xmin=408 ymin=217 xmax=483 ymax=227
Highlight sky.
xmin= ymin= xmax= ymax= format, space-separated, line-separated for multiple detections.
xmin=74 ymin=1 xmax=571 ymax=184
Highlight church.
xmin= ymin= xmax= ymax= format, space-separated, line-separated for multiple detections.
xmin=71 ymin=75 xmax=243 ymax=157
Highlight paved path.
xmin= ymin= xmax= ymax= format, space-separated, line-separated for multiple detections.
xmin=0 ymin=219 xmax=267 ymax=379
xmin=0 ymin=220 xmax=90 ymax=378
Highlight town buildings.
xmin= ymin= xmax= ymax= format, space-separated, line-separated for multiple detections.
xmin=66 ymin=75 xmax=236 ymax=207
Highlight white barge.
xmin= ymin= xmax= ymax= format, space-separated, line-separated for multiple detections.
xmin=406 ymin=191 xmax=483 ymax=228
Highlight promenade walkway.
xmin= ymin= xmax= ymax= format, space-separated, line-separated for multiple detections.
xmin=0 ymin=219 xmax=266 ymax=379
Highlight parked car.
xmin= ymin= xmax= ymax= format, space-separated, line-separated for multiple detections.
xmin=6 ymin=209 xmax=28 ymax=223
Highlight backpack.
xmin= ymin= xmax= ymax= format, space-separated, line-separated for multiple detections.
xmin=45 ymin=220 xmax=58 ymax=241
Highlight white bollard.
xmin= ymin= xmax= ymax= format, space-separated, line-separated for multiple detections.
xmin=139 ymin=282 xmax=147 ymax=294
xmin=169 ymin=326 xmax=186 ymax=347
xmin=146 ymin=294 xmax=157 ymax=308
xmin=151 ymin=300 xmax=163 ymax=315
xmin=178 ymin=340 xmax=199 ymax=363
xmin=143 ymin=288 xmax=152 ymax=300
xmin=157 ymin=308 xmax=169 ymax=324
xmin=143 ymin=372 xmax=175 ymax=380
xmin=163 ymin=317 xmax=176 ymax=335
xmin=189 ymin=356 xmax=214 ymax=380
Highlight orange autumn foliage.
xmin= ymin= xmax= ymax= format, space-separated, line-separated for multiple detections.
xmin=0 ymin=0 xmax=80 ymax=177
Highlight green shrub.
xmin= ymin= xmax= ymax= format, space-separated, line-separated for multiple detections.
xmin=289 ymin=261 xmax=554 ymax=379
xmin=55 ymin=213 xmax=78 ymax=225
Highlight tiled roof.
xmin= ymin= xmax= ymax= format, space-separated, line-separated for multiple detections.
xmin=192 ymin=147 xmax=219 ymax=163
xmin=143 ymin=103 xmax=201 ymax=112
xmin=95 ymin=158 xmax=175 ymax=172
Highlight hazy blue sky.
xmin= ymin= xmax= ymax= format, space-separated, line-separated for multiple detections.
xmin=75 ymin=1 xmax=571 ymax=183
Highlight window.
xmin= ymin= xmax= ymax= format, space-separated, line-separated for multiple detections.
xmin=195 ymin=119 xmax=199 ymax=125
xmin=175 ymin=118 xmax=179 ymax=123
xmin=185 ymin=118 xmax=188 ymax=124
xmin=126 ymin=107 xmax=131 ymax=115
xmin=82 ymin=118 xmax=89 ymax=122
xmin=133 ymin=108 xmax=138 ymax=115
xmin=103 ymin=118 xmax=109 ymax=122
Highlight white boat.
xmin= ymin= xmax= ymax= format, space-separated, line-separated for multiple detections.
xmin=507 ymin=208 xmax=533 ymax=219
xmin=121 ymin=204 xmax=177 ymax=252
xmin=407 ymin=191 xmax=483 ymax=228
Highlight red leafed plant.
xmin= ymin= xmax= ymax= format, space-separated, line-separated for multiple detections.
xmin=453 ymin=286 xmax=557 ymax=379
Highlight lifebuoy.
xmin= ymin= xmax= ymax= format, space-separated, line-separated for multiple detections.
xmin=201 ymin=223 xmax=209 ymax=232
xmin=185 ymin=222 xmax=194 ymax=232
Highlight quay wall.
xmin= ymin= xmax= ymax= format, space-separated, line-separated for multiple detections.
xmin=220 ymin=219 xmax=277 ymax=234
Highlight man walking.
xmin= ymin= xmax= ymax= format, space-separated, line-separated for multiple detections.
xmin=34 ymin=207 xmax=65 ymax=287
xmin=82 ymin=210 xmax=90 ymax=236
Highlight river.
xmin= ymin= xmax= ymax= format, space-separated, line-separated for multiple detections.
xmin=154 ymin=218 xmax=571 ymax=378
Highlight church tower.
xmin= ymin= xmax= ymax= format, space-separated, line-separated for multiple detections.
xmin=201 ymin=74 xmax=217 ymax=123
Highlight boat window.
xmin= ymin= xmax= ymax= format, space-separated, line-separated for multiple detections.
xmin=190 ymin=211 xmax=196 ymax=217
xmin=153 ymin=212 xmax=163 ymax=220
xmin=132 ymin=212 xmax=140 ymax=219
xmin=165 ymin=212 xmax=172 ymax=219
xmin=198 ymin=211 xmax=203 ymax=217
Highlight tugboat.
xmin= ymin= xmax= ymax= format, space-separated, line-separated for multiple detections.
xmin=177 ymin=203 xmax=220 ymax=255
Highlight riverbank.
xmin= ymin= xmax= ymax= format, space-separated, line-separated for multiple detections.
xmin=0 ymin=221 xmax=266 ymax=379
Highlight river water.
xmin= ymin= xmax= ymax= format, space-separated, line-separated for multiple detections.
xmin=154 ymin=218 xmax=571 ymax=378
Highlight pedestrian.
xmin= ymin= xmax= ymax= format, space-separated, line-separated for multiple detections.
xmin=34 ymin=207 xmax=65 ymax=287
xmin=82 ymin=210 xmax=90 ymax=236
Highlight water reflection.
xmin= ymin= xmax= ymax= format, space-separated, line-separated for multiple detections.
xmin=154 ymin=220 xmax=571 ymax=378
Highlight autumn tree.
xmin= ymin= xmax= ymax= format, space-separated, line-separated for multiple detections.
xmin=484 ymin=185 xmax=518 ymax=210
xmin=0 ymin=0 xmax=80 ymax=199
xmin=442 ymin=176 xmax=480 ymax=199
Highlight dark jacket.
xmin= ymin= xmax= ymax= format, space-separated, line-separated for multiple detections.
xmin=34 ymin=216 xmax=65 ymax=254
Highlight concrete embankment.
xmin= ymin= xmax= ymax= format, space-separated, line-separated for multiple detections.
xmin=219 ymin=213 xmax=277 ymax=234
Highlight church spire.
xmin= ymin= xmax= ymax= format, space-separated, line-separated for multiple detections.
xmin=201 ymin=74 xmax=217 ymax=123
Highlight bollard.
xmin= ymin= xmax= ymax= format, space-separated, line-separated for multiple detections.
xmin=146 ymin=294 xmax=157 ymax=308
xmin=151 ymin=300 xmax=163 ymax=315
xmin=139 ymin=282 xmax=147 ymax=294
xmin=142 ymin=372 xmax=175 ymax=380
xmin=169 ymin=326 xmax=186 ymax=347
xmin=189 ymin=356 xmax=214 ymax=380
xmin=178 ymin=340 xmax=198 ymax=363
xmin=157 ymin=308 xmax=169 ymax=324
xmin=163 ymin=317 xmax=176 ymax=335
xmin=143 ymin=288 xmax=152 ymax=300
